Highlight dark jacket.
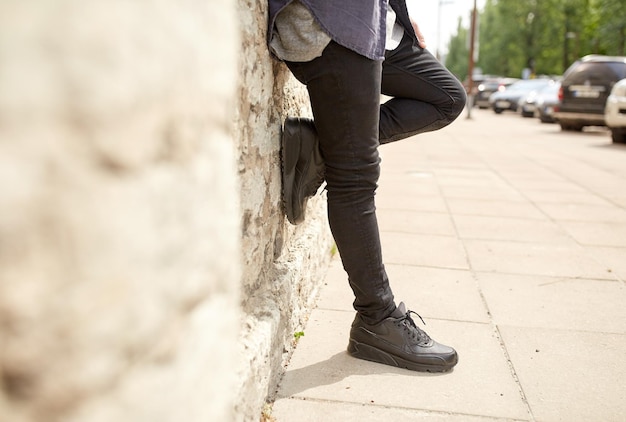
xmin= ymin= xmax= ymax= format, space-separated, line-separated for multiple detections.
xmin=267 ymin=0 xmax=417 ymax=61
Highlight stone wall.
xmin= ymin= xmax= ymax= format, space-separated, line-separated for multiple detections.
xmin=234 ymin=1 xmax=334 ymax=420
xmin=0 ymin=0 xmax=332 ymax=421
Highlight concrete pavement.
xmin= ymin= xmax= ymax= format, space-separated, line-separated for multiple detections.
xmin=270 ymin=108 xmax=626 ymax=422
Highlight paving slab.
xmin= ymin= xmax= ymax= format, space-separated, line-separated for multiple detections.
xmin=521 ymin=190 xmax=614 ymax=206
xmin=558 ymin=220 xmax=626 ymax=247
xmin=463 ymin=239 xmax=614 ymax=279
xmin=499 ymin=326 xmax=626 ymax=422
xmin=378 ymin=209 xmax=457 ymax=236
xmin=585 ymin=245 xmax=626 ymax=282
xmin=439 ymin=184 xmax=527 ymax=202
xmin=381 ymin=232 xmax=469 ymax=270
xmin=611 ymin=196 xmax=626 ymax=208
xmin=435 ymin=173 xmax=510 ymax=189
xmin=383 ymin=265 xmax=490 ymax=323
xmin=446 ymin=198 xmax=547 ymax=220
xmin=452 ymin=215 xmax=572 ymax=243
xmin=509 ymin=180 xmax=589 ymax=193
xmin=377 ymin=193 xmax=449 ymax=213
xmin=533 ymin=202 xmax=626 ymax=223
xmin=377 ymin=172 xmax=442 ymax=196
xmin=315 ymin=258 xmax=352 ymax=312
xmin=477 ymin=272 xmax=626 ymax=333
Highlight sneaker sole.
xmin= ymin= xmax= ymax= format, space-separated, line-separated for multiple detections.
xmin=347 ymin=339 xmax=455 ymax=373
xmin=281 ymin=119 xmax=302 ymax=225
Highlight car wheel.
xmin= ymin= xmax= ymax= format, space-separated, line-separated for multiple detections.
xmin=611 ymin=129 xmax=626 ymax=144
xmin=521 ymin=111 xmax=534 ymax=118
xmin=494 ymin=108 xmax=503 ymax=114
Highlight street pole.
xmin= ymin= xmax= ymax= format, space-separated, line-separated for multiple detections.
xmin=466 ymin=0 xmax=477 ymax=119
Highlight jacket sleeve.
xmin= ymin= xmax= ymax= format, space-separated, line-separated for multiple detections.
xmin=389 ymin=0 xmax=418 ymax=45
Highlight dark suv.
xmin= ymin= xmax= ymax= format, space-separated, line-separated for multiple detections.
xmin=555 ymin=55 xmax=626 ymax=131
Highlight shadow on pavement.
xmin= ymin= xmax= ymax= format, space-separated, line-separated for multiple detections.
xmin=275 ymin=351 xmax=450 ymax=399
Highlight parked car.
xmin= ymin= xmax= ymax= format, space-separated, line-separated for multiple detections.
xmin=535 ymin=81 xmax=562 ymax=123
xmin=605 ymin=78 xmax=626 ymax=143
xmin=474 ymin=77 xmax=518 ymax=109
xmin=489 ymin=79 xmax=554 ymax=114
xmin=555 ymin=55 xmax=626 ymax=131
xmin=519 ymin=90 xmax=540 ymax=117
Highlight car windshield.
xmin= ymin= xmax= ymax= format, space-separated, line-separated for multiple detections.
xmin=564 ymin=61 xmax=626 ymax=83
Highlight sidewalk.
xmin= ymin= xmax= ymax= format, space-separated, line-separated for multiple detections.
xmin=270 ymin=109 xmax=626 ymax=422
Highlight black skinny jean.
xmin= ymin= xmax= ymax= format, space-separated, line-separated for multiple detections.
xmin=286 ymin=34 xmax=466 ymax=325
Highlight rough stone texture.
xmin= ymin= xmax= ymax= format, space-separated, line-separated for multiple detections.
xmin=234 ymin=1 xmax=334 ymax=420
xmin=0 ymin=1 xmax=241 ymax=421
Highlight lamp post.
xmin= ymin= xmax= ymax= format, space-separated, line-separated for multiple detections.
xmin=466 ymin=0 xmax=478 ymax=119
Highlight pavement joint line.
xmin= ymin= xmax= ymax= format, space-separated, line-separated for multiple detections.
xmin=469 ymin=274 xmax=536 ymax=422
xmin=313 ymin=306 xmax=489 ymax=325
xmin=470 ymin=268 xmax=618 ymax=281
xmin=495 ymin=324 xmax=626 ymax=337
xmin=435 ymin=176 xmax=537 ymax=422
xmin=379 ymin=230 xmax=459 ymax=238
xmin=471 ymin=279 xmax=536 ymax=422
xmin=278 ymin=395 xmax=532 ymax=421
xmin=491 ymin=323 xmax=536 ymax=422
xmin=384 ymin=262 xmax=469 ymax=271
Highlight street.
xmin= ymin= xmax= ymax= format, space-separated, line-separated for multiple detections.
xmin=270 ymin=107 xmax=626 ymax=421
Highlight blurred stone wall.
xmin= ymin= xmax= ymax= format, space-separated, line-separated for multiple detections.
xmin=0 ymin=0 xmax=332 ymax=421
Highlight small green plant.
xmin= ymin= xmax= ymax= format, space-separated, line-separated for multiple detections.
xmin=330 ymin=243 xmax=338 ymax=257
xmin=293 ymin=331 xmax=305 ymax=340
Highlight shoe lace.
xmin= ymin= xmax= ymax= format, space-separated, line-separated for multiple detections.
xmin=398 ymin=310 xmax=431 ymax=344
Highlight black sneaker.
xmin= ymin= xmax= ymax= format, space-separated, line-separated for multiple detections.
xmin=281 ymin=117 xmax=325 ymax=225
xmin=347 ymin=302 xmax=458 ymax=372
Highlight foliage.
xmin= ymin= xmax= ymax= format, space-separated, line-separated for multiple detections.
xmin=592 ymin=0 xmax=626 ymax=56
xmin=446 ymin=17 xmax=469 ymax=80
xmin=444 ymin=0 xmax=626 ymax=80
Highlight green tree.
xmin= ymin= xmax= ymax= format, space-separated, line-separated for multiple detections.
xmin=444 ymin=0 xmax=625 ymax=80
xmin=592 ymin=0 xmax=626 ymax=55
xmin=561 ymin=0 xmax=592 ymax=70
xmin=445 ymin=17 xmax=469 ymax=80
xmin=530 ymin=0 xmax=565 ymax=75
xmin=472 ymin=0 xmax=502 ymax=75
xmin=480 ymin=0 xmax=529 ymax=77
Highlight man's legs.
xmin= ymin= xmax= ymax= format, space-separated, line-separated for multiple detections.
xmin=284 ymin=39 xmax=459 ymax=372
xmin=286 ymin=41 xmax=395 ymax=325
